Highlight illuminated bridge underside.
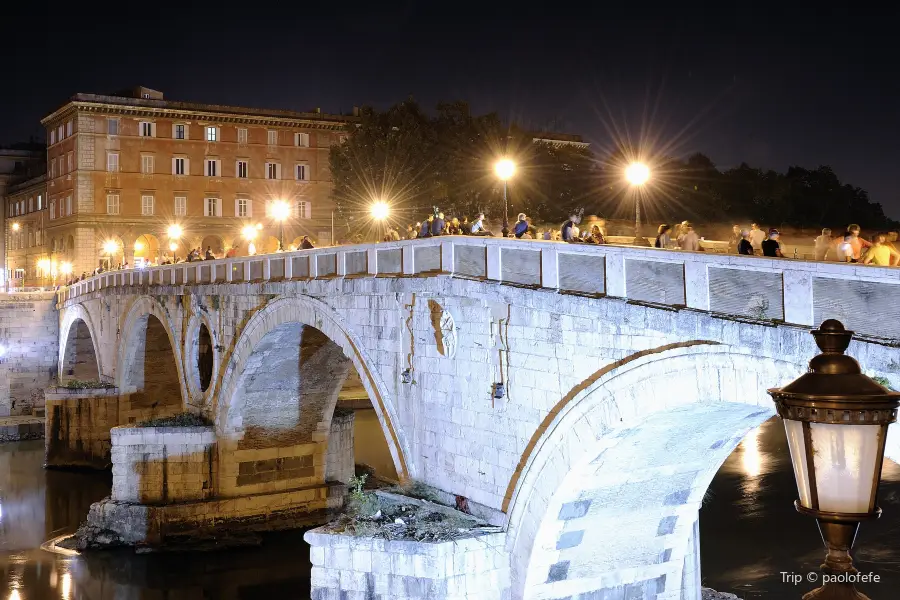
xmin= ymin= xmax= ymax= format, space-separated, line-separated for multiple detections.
xmin=56 ymin=237 xmax=900 ymax=600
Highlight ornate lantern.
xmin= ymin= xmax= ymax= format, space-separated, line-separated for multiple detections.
xmin=769 ymin=319 xmax=900 ymax=599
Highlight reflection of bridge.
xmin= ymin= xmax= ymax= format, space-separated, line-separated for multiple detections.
xmin=54 ymin=237 xmax=900 ymax=600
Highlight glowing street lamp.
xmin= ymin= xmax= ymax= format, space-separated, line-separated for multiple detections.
xmin=242 ymin=224 xmax=259 ymax=256
xmin=167 ymin=224 xmax=183 ymax=240
xmin=625 ymin=162 xmax=651 ymax=239
xmin=769 ymin=320 xmax=900 ymax=600
xmin=370 ymin=201 xmax=390 ymax=221
xmin=494 ymin=158 xmax=516 ymax=237
xmin=60 ymin=262 xmax=73 ymax=276
xmin=271 ymin=200 xmax=290 ymax=251
xmin=11 ymin=222 xmax=20 ymax=232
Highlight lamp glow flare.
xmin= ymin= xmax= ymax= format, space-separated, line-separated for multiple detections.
xmin=625 ymin=162 xmax=650 ymax=186
xmin=494 ymin=159 xmax=515 ymax=181
xmin=370 ymin=201 xmax=390 ymax=221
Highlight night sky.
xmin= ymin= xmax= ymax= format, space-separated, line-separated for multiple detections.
xmin=4 ymin=5 xmax=898 ymax=216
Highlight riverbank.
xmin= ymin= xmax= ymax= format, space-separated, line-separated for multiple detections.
xmin=0 ymin=414 xmax=43 ymax=441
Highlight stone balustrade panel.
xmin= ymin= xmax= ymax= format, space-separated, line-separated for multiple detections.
xmin=377 ymin=248 xmax=403 ymax=274
xmin=346 ymin=251 xmax=368 ymax=275
xmin=625 ymin=258 xmax=686 ymax=305
xmin=709 ymin=266 xmax=784 ymax=320
xmin=558 ymin=252 xmax=606 ymax=295
xmin=454 ymin=245 xmax=486 ymax=279
xmin=501 ymin=248 xmax=541 ymax=286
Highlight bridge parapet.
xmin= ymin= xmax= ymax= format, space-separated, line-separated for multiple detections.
xmin=60 ymin=237 xmax=900 ymax=341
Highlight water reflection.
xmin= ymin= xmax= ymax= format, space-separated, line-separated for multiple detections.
xmin=0 ymin=440 xmax=314 ymax=599
xmin=701 ymin=417 xmax=900 ymax=599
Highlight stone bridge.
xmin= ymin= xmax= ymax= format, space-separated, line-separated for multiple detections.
xmin=54 ymin=236 xmax=900 ymax=600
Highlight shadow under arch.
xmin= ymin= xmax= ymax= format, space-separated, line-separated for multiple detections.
xmin=503 ymin=343 xmax=806 ymax=600
xmin=115 ymin=296 xmax=187 ymax=417
xmin=215 ymin=295 xmax=411 ymax=482
xmin=59 ymin=304 xmax=103 ymax=381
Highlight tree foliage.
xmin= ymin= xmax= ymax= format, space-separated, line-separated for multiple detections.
xmin=331 ymin=101 xmax=896 ymax=231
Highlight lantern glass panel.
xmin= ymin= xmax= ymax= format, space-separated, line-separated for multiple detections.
xmin=783 ymin=418 xmax=813 ymax=508
xmin=810 ymin=422 xmax=882 ymax=514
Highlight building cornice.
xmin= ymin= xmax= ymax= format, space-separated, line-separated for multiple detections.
xmin=7 ymin=174 xmax=47 ymax=196
xmin=42 ymin=95 xmax=356 ymax=131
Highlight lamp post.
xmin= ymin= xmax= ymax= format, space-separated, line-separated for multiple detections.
xmin=495 ymin=158 xmax=516 ymax=237
xmin=768 ymin=319 xmax=900 ymax=600
xmin=370 ymin=201 xmax=390 ymax=240
xmin=625 ymin=162 xmax=650 ymax=240
xmin=242 ymin=224 xmax=258 ymax=256
xmin=271 ymin=200 xmax=290 ymax=251
xmin=166 ymin=224 xmax=183 ymax=261
xmin=102 ymin=239 xmax=118 ymax=270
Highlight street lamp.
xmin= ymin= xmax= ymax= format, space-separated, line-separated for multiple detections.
xmin=270 ymin=200 xmax=290 ymax=251
xmin=370 ymin=201 xmax=390 ymax=221
xmin=11 ymin=223 xmax=20 ymax=232
xmin=242 ymin=224 xmax=258 ymax=256
xmin=768 ymin=319 xmax=900 ymax=600
xmin=495 ymin=158 xmax=516 ymax=237
xmin=625 ymin=162 xmax=650 ymax=239
xmin=60 ymin=262 xmax=73 ymax=283
xmin=37 ymin=258 xmax=50 ymax=288
xmin=103 ymin=239 xmax=119 ymax=269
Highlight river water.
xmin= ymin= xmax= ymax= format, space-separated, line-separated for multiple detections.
xmin=2 ymin=418 xmax=899 ymax=599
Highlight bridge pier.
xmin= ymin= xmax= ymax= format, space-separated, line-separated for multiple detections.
xmin=45 ymin=386 xmax=121 ymax=469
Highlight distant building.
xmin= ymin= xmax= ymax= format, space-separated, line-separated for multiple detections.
xmin=529 ymin=131 xmax=590 ymax=149
xmin=1 ymin=146 xmax=46 ymax=287
xmin=33 ymin=86 xmax=354 ymax=278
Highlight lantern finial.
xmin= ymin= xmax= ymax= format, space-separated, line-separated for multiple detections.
xmin=812 ymin=319 xmax=853 ymax=355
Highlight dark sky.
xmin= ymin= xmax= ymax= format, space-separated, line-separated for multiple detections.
xmin=4 ymin=4 xmax=899 ymax=216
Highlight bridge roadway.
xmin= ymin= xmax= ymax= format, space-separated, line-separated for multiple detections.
xmin=54 ymin=236 xmax=900 ymax=600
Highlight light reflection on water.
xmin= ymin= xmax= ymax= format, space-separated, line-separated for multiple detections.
xmin=701 ymin=417 xmax=900 ymax=599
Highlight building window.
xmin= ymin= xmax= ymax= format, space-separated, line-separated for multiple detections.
xmin=140 ymin=122 xmax=154 ymax=137
xmin=66 ymin=120 xmax=73 ymax=137
xmin=267 ymin=130 xmax=278 ymax=145
xmin=295 ymin=132 xmax=310 ymax=147
xmin=204 ymin=197 xmax=221 ymax=217
xmin=175 ymin=195 xmax=187 ymax=216
xmin=142 ymin=93 xmax=151 ymax=99
xmin=296 ymin=200 xmax=311 ymax=219
xmin=266 ymin=162 xmax=279 ymax=180
xmin=141 ymin=195 xmax=155 ymax=216
xmin=59 ymin=157 xmax=65 ymax=175
xmin=174 ymin=124 xmax=186 ymax=140
xmin=295 ymin=164 xmax=309 ymax=181
xmin=107 ymin=152 xmax=119 ymax=172
xmin=237 ymin=198 xmax=250 ymax=217
xmin=108 ymin=119 xmax=119 ymax=135
xmin=66 ymin=195 xmax=72 ymax=216
xmin=141 ymin=155 xmax=154 ymax=174
xmin=67 ymin=152 xmax=74 ymax=173
xmin=237 ymin=128 xmax=248 ymax=144
xmin=107 ymin=194 xmax=120 ymax=215
xmin=28 ymin=197 xmax=33 ymax=212
xmin=50 ymin=160 xmax=55 ymax=178
xmin=174 ymin=157 xmax=187 ymax=176
xmin=50 ymin=200 xmax=56 ymax=220
xmin=49 ymin=130 xmax=56 ymax=145
xmin=205 ymin=159 xmax=220 ymax=177
xmin=37 ymin=195 xmax=42 ymax=210
xmin=205 ymin=126 xmax=218 ymax=142
xmin=57 ymin=125 xmax=63 ymax=141
xmin=236 ymin=160 xmax=248 ymax=178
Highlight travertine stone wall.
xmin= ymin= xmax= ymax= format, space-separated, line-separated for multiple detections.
xmin=0 ymin=292 xmax=58 ymax=417
xmin=110 ymin=425 xmax=215 ymax=504
xmin=325 ymin=410 xmax=355 ymax=483
xmin=304 ymin=529 xmax=510 ymax=600
xmin=45 ymin=387 xmax=121 ymax=468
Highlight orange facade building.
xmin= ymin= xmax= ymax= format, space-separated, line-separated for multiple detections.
xmin=34 ymin=86 xmax=352 ymax=279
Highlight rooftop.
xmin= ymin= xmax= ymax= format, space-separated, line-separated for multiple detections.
xmin=42 ymin=86 xmax=358 ymax=126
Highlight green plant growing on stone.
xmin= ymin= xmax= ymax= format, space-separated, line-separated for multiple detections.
xmin=62 ymin=379 xmax=116 ymax=390
xmin=873 ymin=376 xmax=894 ymax=390
xmin=137 ymin=413 xmax=212 ymax=427
xmin=345 ymin=474 xmax=380 ymax=518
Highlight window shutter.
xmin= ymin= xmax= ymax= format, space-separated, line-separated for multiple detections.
xmin=171 ymin=157 xmax=177 ymax=174
xmin=216 ymin=160 xmax=222 ymax=177
xmin=234 ymin=198 xmax=240 ymax=217
xmin=184 ymin=124 xmax=190 ymax=139
xmin=304 ymin=202 xmax=312 ymax=219
xmin=216 ymin=198 xmax=222 ymax=217
xmin=294 ymin=133 xmax=299 ymax=146
xmin=276 ymin=163 xmax=282 ymax=180
xmin=185 ymin=158 xmax=190 ymax=175
xmin=247 ymin=198 xmax=253 ymax=218
xmin=203 ymin=199 xmax=210 ymax=217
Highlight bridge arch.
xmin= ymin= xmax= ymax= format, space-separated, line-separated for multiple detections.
xmin=59 ymin=304 xmax=102 ymax=382
xmin=115 ymin=296 xmax=187 ymax=417
xmin=184 ymin=311 xmax=220 ymax=409
xmin=504 ymin=343 xmax=805 ymax=600
xmin=216 ymin=295 xmax=410 ymax=482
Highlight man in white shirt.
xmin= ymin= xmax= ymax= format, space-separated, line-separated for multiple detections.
xmin=748 ymin=223 xmax=766 ymax=254
xmin=678 ymin=222 xmax=700 ymax=252
xmin=835 ymin=233 xmax=854 ymax=262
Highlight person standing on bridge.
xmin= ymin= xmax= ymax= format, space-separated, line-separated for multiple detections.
xmin=561 ymin=213 xmax=582 ymax=242
xmin=300 ymin=236 xmax=314 ymax=249
xmin=655 ymin=224 xmax=672 ymax=248
xmin=748 ymin=223 xmax=766 ymax=255
xmin=737 ymin=229 xmax=754 ymax=255
xmin=814 ymin=228 xmax=833 ymax=261
xmin=862 ymin=233 xmax=900 ymax=266
xmin=762 ymin=229 xmax=784 ymax=257
xmin=678 ymin=222 xmax=700 ymax=251
xmin=846 ymin=224 xmax=871 ymax=262
xmin=431 ymin=212 xmax=445 ymax=236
